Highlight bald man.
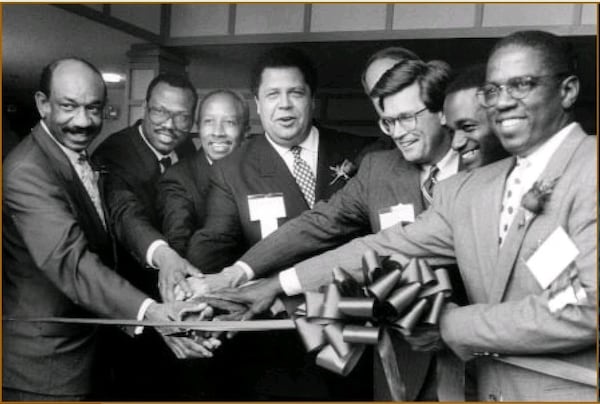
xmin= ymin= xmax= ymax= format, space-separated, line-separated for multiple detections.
xmin=2 ymin=58 xmax=217 ymax=401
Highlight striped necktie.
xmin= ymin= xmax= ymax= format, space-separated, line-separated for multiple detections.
xmin=421 ymin=165 xmax=439 ymax=207
xmin=77 ymin=152 xmax=106 ymax=228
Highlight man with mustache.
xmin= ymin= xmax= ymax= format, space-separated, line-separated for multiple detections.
xmin=92 ymin=73 xmax=208 ymax=399
xmin=444 ymin=64 xmax=508 ymax=170
xmin=156 ymin=89 xmax=249 ymax=257
xmin=2 ymin=58 xmax=218 ymax=401
xmin=223 ymin=31 xmax=596 ymax=401
xmin=185 ymin=47 xmax=373 ymax=400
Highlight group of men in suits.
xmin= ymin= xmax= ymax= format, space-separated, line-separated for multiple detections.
xmin=2 ymin=29 xmax=595 ymax=402
xmin=201 ymin=30 xmax=595 ymax=401
xmin=2 ymin=59 xmax=218 ymax=401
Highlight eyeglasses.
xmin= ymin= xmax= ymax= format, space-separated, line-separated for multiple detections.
xmin=476 ymin=74 xmax=566 ymax=108
xmin=147 ymin=106 xmax=193 ymax=130
xmin=378 ymin=107 xmax=429 ymax=135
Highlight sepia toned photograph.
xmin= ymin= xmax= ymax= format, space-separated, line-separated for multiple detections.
xmin=2 ymin=3 xmax=597 ymax=401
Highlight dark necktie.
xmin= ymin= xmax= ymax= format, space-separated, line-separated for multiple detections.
xmin=421 ymin=165 xmax=439 ymax=207
xmin=290 ymin=146 xmax=316 ymax=208
xmin=159 ymin=156 xmax=172 ymax=173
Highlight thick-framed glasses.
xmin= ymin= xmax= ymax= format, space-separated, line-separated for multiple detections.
xmin=476 ymin=74 xmax=566 ymax=108
xmin=378 ymin=107 xmax=429 ymax=135
xmin=147 ymin=106 xmax=193 ymax=130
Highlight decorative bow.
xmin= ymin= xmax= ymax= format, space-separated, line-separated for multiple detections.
xmin=293 ymin=250 xmax=452 ymax=400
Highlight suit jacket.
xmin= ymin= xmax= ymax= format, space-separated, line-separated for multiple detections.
xmin=239 ymin=149 xmax=424 ymax=276
xmin=236 ymin=148 xmax=455 ymax=400
xmin=186 ymin=127 xmax=373 ymax=272
xmin=291 ymin=124 xmax=596 ymax=401
xmin=2 ymin=123 xmax=147 ymax=395
xmin=155 ymin=149 xmax=213 ymax=256
xmin=92 ymin=121 xmax=195 ymax=295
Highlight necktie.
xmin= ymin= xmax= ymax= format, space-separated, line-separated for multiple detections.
xmin=498 ymin=157 xmax=527 ymax=245
xmin=159 ymin=156 xmax=172 ymax=173
xmin=290 ymin=146 xmax=316 ymax=208
xmin=421 ymin=165 xmax=439 ymax=207
xmin=77 ymin=152 xmax=106 ymax=228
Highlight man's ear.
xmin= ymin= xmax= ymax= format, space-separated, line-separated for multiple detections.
xmin=34 ymin=91 xmax=50 ymax=120
xmin=560 ymin=75 xmax=579 ymax=109
xmin=254 ymin=96 xmax=261 ymax=117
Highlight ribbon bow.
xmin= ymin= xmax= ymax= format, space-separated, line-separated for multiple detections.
xmin=293 ymin=250 xmax=452 ymax=400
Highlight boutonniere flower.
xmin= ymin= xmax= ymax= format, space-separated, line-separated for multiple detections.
xmin=329 ymin=159 xmax=357 ymax=185
xmin=519 ymin=177 xmax=559 ymax=226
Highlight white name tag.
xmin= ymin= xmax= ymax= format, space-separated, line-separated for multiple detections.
xmin=379 ymin=203 xmax=415 ymax=230
xmin=526 ymin=226 xmax=579 ymax=290
xmin=248 ymin=193 xmax=286 ymax=238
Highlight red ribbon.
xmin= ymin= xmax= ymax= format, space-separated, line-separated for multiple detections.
xmin=293 ymin=250 xmax=452 ymax=399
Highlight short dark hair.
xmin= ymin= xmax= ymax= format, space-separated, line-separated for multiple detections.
xmin=146 ymin=73 xmax=198 ymax=107
xmin=250 ymin=47 xmax=318 ymax=96
xmin=371 ymin=59 xmax=452 ymax=113
xmin=39 ymin=57 xmax=107 ymax=99
xmin=361 ymin=47 xmax=422 ymax=93
xmin=198 ymin=89 xmax=250 ymax=130
xmin=445 ymin=64 xmax=487 ymax=96
xmin=489 ymin=30 xmax=577 ymax=77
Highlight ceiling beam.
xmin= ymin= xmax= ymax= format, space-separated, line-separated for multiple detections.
xmin=53 ymin=4 xmax=161 ymax=45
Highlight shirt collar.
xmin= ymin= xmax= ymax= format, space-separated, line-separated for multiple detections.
xmin=517 ymin=122 xmax=576 ymax=169
xmin=265 ymin=126 xmax=319 ymax=156
xmin=421 ymin=147 xmax=460 ymax=182
xmin=138 ymin=124 xmax=178 ymax=164
xmin=40 ymin=120 xmax=83 ymax=166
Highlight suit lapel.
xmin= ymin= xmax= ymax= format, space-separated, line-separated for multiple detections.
xmin=314 ymin=129 xmax=336 ymax=200
xmin=31 ymin=123 xmax=110 ymax=242
xmin=254 ymin=135 xmax=309 ymax=213
xmin=393 ymin=153 xmax=424 ymax=214
xmin=488 ymin=125 xmax=588 ymax=303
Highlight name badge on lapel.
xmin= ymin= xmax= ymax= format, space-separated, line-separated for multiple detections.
xmin=378 ymin=203 xmax=415 ymax=230
xmin=526 ymin=226 xmax=585 ymax=313
xmin=248 ymin=193 xmax=286 ymax=239
xmin=526 ymin=226 xmax=579 ymax=290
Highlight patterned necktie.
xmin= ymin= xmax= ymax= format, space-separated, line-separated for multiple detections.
xmin=498 ymin=157 xmax=527 ymax=246
xmin=77 ymin=152 xmax=106 ymax=228
xmin=290 ymin=146 xmax=316 ymax=208
xmin=159 ymin=156 xmax=172 ymax=173
xmin=421 ymin=165 xmax=439 ymax=207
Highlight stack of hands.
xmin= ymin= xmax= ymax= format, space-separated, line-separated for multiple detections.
xmin=149 ymin=258 xmax=446 ymax=359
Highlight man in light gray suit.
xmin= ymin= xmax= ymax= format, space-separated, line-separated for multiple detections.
xmin=221 ymin=31 xmax=596 ymax=401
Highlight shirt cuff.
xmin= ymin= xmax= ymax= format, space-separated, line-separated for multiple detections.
xmin=234 ymin=261 xmax=255 ymax=282
xmin=135 ymin=298 xmax=156 ymax=335
xmin=278 ymin=267 xmax=303 ymax=296
xmin=146 ymin=239 xmax=168 ymax=269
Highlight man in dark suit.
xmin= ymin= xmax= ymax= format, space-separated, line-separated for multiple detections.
xmin=92 ymin=73 xmax=217 ymax=400
xmin=93 ymin=73 xmax=199 ymax=302
xmin=224 ymin=31 xmax=596 ymax=401
xmin=155 ymin=89 xmax=249 ymax=256
xmin=183 ymin=47 xmax=374 ymax=401
xmin=185 ymin=47 xmax=373 ymax=274
xmin=2 ymin=58 xmax=218 ymax=401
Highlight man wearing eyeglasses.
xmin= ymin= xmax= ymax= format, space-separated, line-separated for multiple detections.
xmin=185 ymin=53 xmax=463 ymax=400
xmin=220 ymin=31 xmax=595 ymax=401
xmin=92 ymin=73 xmax=205 ymax=399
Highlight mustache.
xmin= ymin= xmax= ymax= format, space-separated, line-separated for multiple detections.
xmin=63 ymin=126 xmax=98 ymax=135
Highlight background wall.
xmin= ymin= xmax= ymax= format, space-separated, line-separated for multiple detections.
xmin=2 ymin=4 xmax=596 ymax=142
